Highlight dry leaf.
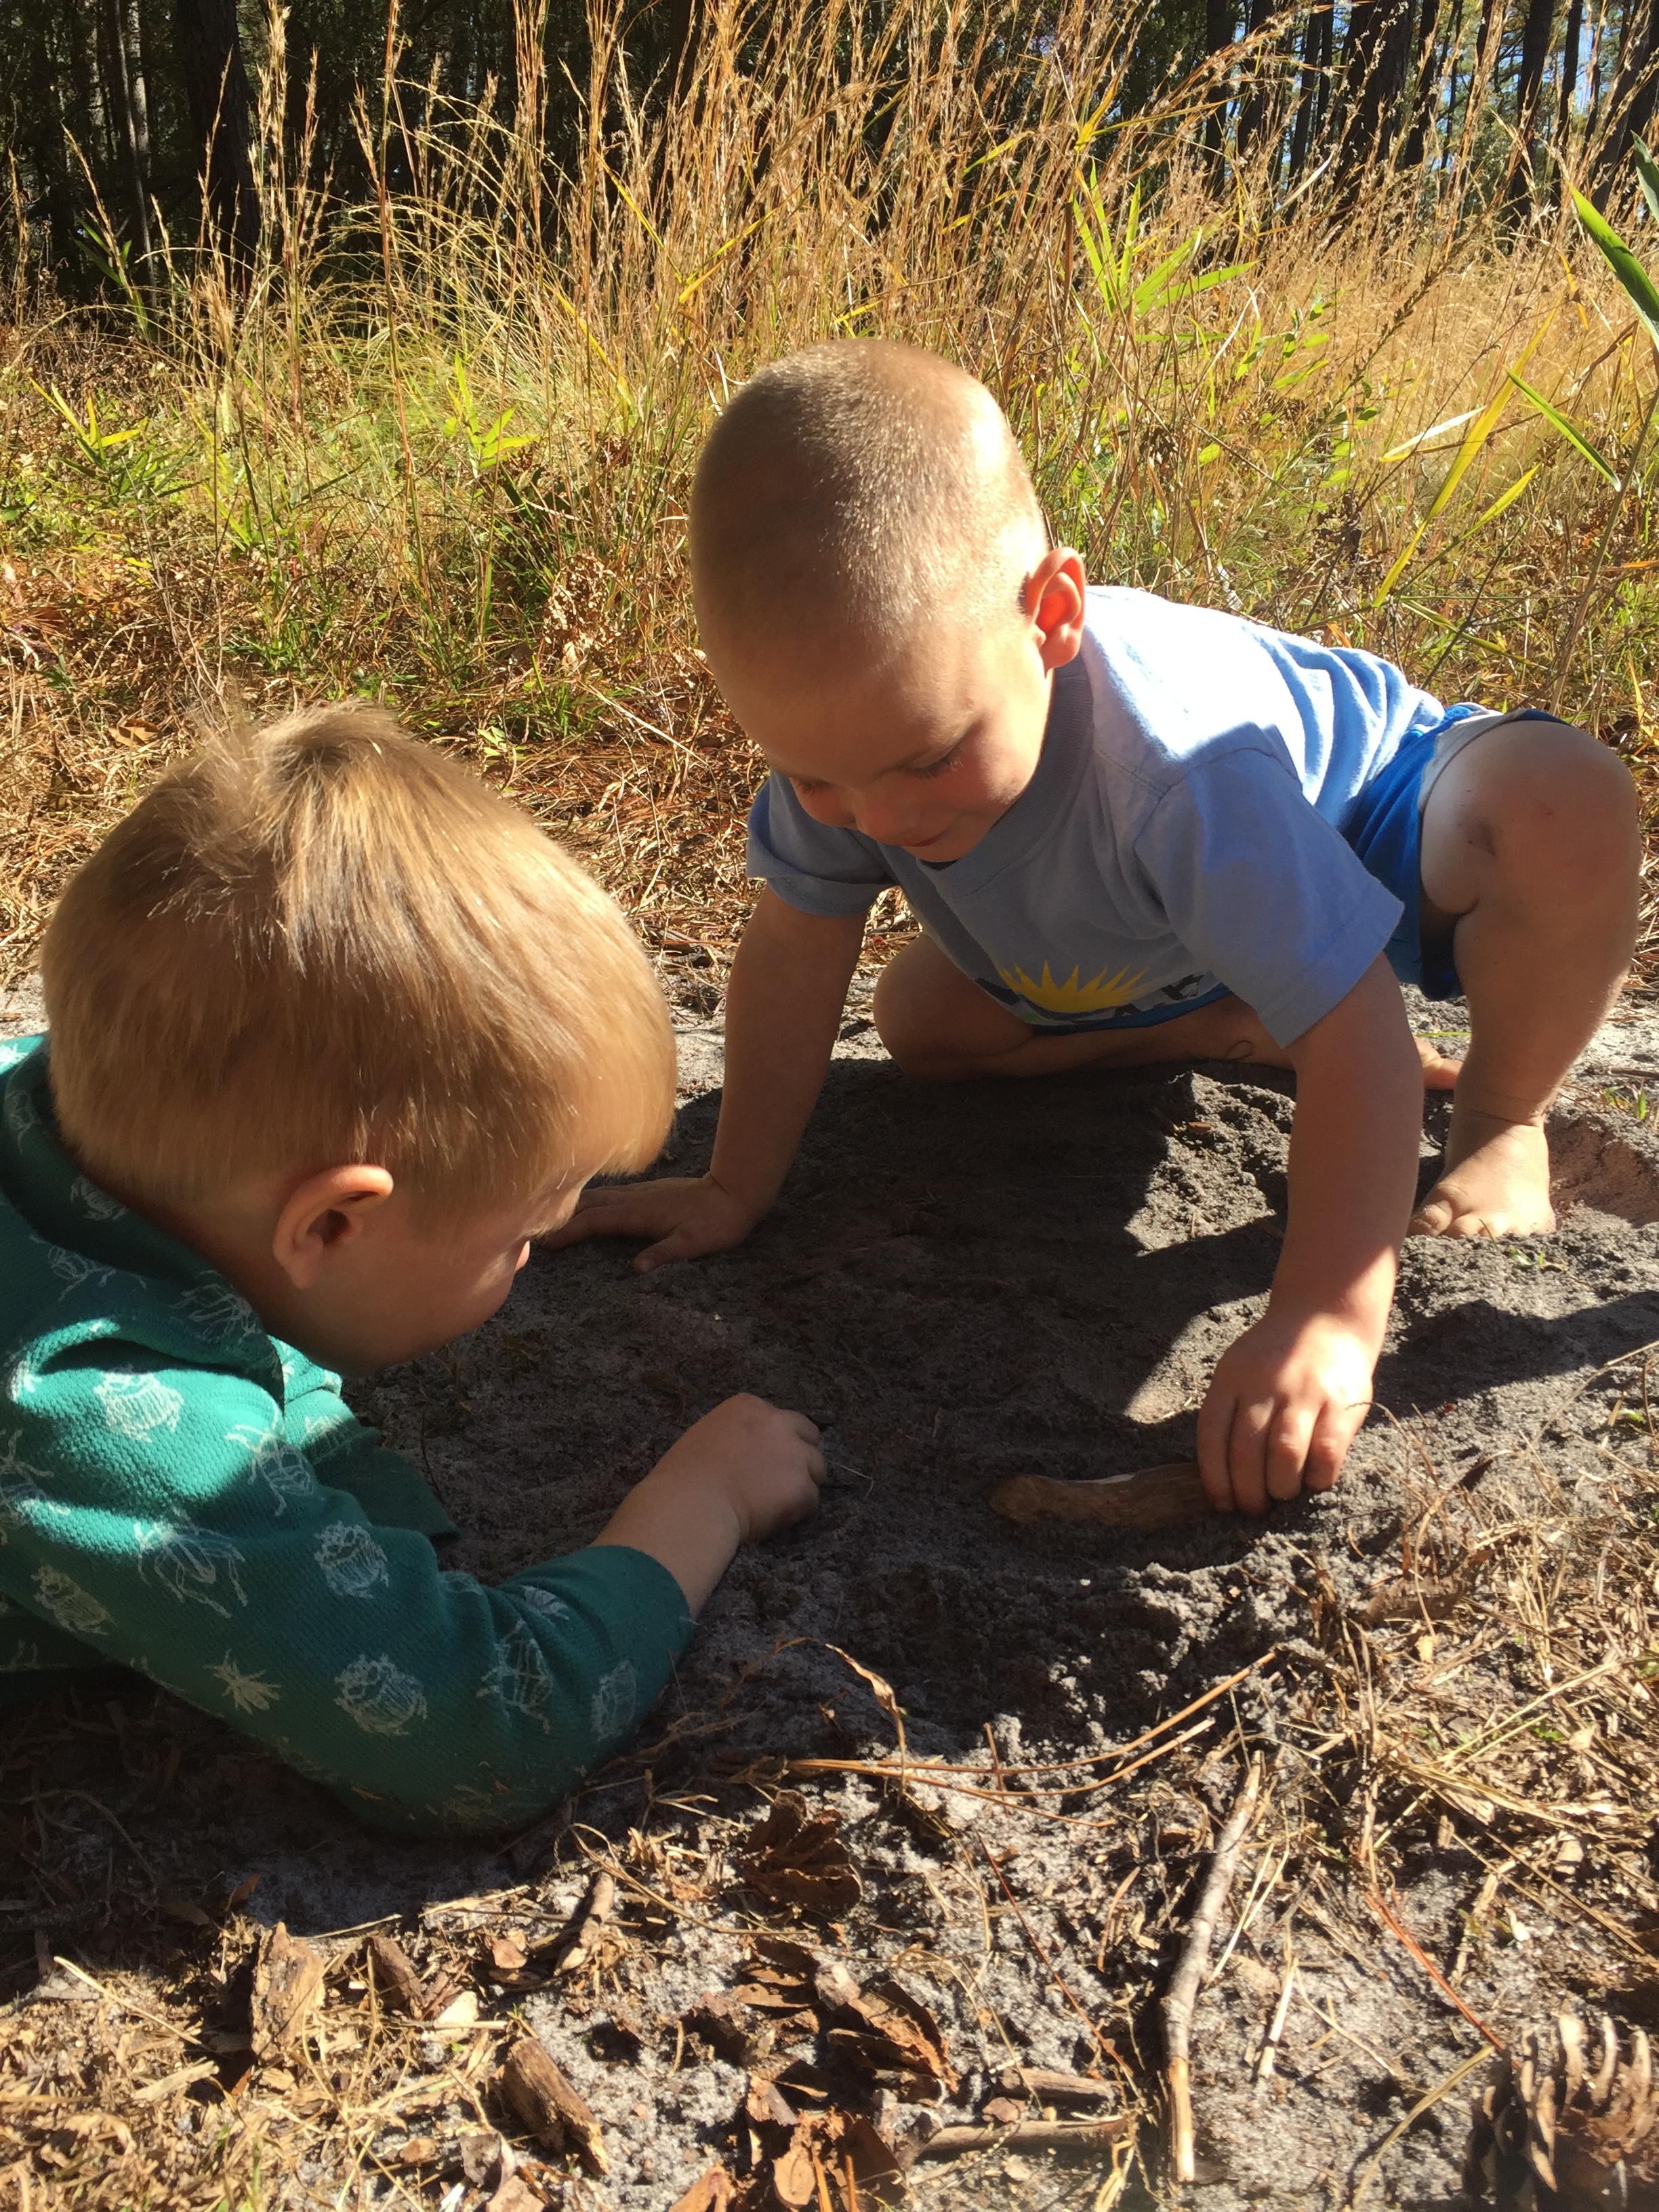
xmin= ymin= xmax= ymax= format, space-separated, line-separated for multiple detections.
xmin=826 ymin=1646 xmax=909 ymax=1759
xmin=486 ymin=2175 xmax=544 ymax=2212
xmin=226 ymin=1873 xmax=261 ymax=1908
xmin=739 ymin=1790 xmax=863 ymax=1917
xmin=667 ymin=2169 xmax=739 ymax=2212
xmin=398 ymin=2137 xmax=438 ymax=2166
xmin=161 ymin=1896 xmax=214 ymax=1928
xmin=829 ymin=1979 xmax=957 ymax=2100
xmin=433 ymin=1989 xmax=480 ymax=2028
xmin=772 ymin=2133 xmax=818 ymax=2209
xmin=498 ymin=2034 xmax=609 ymax=2177
xmin=489 ymin=1933 xmax=530 ymax=1975
xmin=249 ymin=1923 xmax=325 ymax=2060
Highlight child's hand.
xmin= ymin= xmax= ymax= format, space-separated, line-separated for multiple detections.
xmin=1195 ymin=1309 xmax=1376 ymax=1515
xmin=544 ymin=1174 xmax=760 ymax=1272
xmin=591 ymin=1394 xmax=825 ymax=1611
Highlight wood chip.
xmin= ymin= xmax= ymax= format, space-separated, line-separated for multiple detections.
xmin=667 ymin=2167 xmax=739 ymax=2212
xmin=365 ymin=1933 xmax=426 ymax=2015
xmin=249 ymin=1923 xmax=325 ymax=2060
xmin=989 ymin=1460 xmax=1210 ymax=1530
xmin=498 ymin=2033 xmax=609 ymax=2177
xmin=553 ymin=1870 xmax=617 ymax=1975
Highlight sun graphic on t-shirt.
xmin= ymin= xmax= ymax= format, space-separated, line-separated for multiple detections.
xmin=996 ymin=960 xmax=1149 ymax=1015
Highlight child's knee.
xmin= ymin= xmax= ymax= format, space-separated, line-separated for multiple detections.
xmin=1470 ymin=722 xmax=1638 ymax=891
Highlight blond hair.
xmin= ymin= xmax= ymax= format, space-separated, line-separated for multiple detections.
xmin=43 ymin=707 xmax=674 ymax=1217
xmin=691 ymin=339 xmax=1046 ymax=667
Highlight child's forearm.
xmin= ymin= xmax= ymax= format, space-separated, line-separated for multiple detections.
xmin=709 ymin=888 xmax=865 ymax=1219
xmin=1279 ymin=956 xmax=1422 ymax=1340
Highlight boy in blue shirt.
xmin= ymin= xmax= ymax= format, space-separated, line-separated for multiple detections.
xmin=560 ymin=340 xmax=1639 ymax=1519
xmin=1 ymin=708 xmax=823 ymax=1830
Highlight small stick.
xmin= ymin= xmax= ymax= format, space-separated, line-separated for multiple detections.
xmin=1364 ymin=1887 xmax=1504 ymax=2050
xmin=1162 ymin=1757 xmax=1262 ymax=2184
xmin=1345 ymin=2045 xmax=1493 ymax=2209
xmin=843 ymin=2151 xmax=861 ymax=2212
xmin=920 ymin=2116 xmax=1134 ymax=2158
xmin=1252 ymin=1953 xmax=1296 ymax=2106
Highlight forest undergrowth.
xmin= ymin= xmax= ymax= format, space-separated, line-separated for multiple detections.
xmin=6 ymin=0 xmax=1659 ymax=996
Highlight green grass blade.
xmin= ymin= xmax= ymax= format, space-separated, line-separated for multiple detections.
xmin=1635 ymin=136 xmax=1659 ymax=229
xmin=1571 ymin=186 xmax=1659 ymax=350
xmin=1505 ymin=370 xmax=1622 ymax=484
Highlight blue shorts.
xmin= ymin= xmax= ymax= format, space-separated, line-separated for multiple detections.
xmin=1343 ymin=705 xmax=1566 ymax=1001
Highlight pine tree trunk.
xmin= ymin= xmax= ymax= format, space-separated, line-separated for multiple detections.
xmin=176 ymin=0 xmax=260 ymax=269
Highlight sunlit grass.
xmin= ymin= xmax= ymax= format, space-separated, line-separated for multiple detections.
xmin=5 ymin=0 xmax=1659 ymax=981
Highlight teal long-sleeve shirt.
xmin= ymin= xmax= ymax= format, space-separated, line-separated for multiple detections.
xmin=0 ymin=1038 xmax=693 ymax=1834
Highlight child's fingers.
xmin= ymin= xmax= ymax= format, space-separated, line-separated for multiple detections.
xmin=1225 ymin=1395 xmax=1277 ymax=1517
xmin=1195 ymin=1386 xmax=1240 ymax=1513
xmin=1304 ymin=1395 xmax=1366 ymax=1490
xmin=1264 ymin=1399 xmax=1317 ymax=1501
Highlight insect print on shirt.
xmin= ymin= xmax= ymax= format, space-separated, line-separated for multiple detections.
xmin=314 ymin=1521 xmax=390 ymax=1599
xmin=0 ymin=1432 xmax=73 ymax=1538
xmin=95 ymin=1370 xmax=185 ymax=1439
xmin=30 ymin=1237 xmax=120 ymax=1302
xmin=207 ymin=1651 xmax=283 ymax=1713
xmin=176 ymin=1283 xmax=262 ymax=1346
xmin=227 ymin=1424 xmax=317 ymax=1518
xmin=68 ymin=1175 xmax=126 ymax=1223
xmin=334 ymin=1652 xmax=428 ymax=1736
xmin=590 ymin=1660 xmax=637 ymax=1746
xmin=516 ymin=1584 xmax=573 ymax=1624
xmin=3 ymin=1079 xmax=41 ymax=1143
xmin=133 ymin=1517 xmax=249 ymax=1616
xmin=479 ymin=1620 xmax=556 ymax=1733
xmin=33 ymin=1563 xmax=113 ymax=1639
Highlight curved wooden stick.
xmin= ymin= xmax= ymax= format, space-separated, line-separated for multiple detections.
xmin=989 ymin=1460 xmax=1210 ymax=1530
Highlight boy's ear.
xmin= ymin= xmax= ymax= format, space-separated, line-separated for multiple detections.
xmin=1023 ymin=548 xmax=1088 ymax=672
xmin=272 ymin=1166 xmax=396 ymax=1291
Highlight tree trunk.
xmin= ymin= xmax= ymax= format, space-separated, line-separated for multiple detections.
xmin=1236 ymin=0 xmax=1279 ymax=161
xmin=1203 ymin=0 xmax=1237 ymax=176
xmin=1593 ymin=0 xmax=1659 ymax=195
xmin=1400 ymin=0 xmax=1446 ymax=167
xmin=1334 ymin=0 xmax=1416 ymax=187
xmin=1504 ymin=0 xmax=1560 ymax=215
xmin=176 ymin=0 xmax=260 ymax=269
xmin=103 ymin=0 xmax=155 ymax=282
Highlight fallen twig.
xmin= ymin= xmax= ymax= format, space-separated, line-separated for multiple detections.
xmin=1364 ymin=1887 xmax=1504 ymax=2050
xmin=918 ymin=2116 xmax=1134 ymax=2158
xmin=552 ymin=1870 xmax=617 ymax=1975
xmin=1162 ymin=1757 xmax=1262 ymax=2184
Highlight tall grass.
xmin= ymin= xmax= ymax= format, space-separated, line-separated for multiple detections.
xmin=4 ymin=0 xmax=1659 ymax=980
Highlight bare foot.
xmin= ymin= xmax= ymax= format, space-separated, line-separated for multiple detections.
xmin=1416 ymin=1036 xmax=1463 ymax=1092
xmin=1410 ymin=1111 xmax=1555 ymax=1238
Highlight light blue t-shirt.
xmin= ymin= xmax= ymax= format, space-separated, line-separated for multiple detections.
xmin=746 ymin=588 xmax=1447 ymax=1046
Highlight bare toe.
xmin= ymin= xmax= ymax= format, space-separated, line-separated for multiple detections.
xmin=1415 ymin=1039 xmax=1463 ymax=1092
xmin=1408 ymin=1120 xmax=1555 ymax=1240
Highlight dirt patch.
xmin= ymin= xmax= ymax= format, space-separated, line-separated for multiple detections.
xmin=4 ymin=985 xmax=1659 ymax=2209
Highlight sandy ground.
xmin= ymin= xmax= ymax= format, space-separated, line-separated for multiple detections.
xmin=5 ymin=971 xmax=1659 ymax=2208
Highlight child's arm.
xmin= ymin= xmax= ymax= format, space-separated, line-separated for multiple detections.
xmin=552 ymin=888 xmax=865 ymax=1269
xmin=1195 ymin=954 xmax=1421 ymax=1514
xmin=0 ymin=1326 xmax=823 ymax=1832
xmin=592 ymin=1392 xmax=824 ymax=1610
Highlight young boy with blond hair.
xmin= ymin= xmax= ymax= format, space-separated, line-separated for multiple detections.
xmin=0 ymin=708 xmax=823 ymax=1832
xmin=562 ymin=339 xmax=1640 ymax=1517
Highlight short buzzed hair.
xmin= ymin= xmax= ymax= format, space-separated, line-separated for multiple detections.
xmin=690 ymin=340 xmax=1046 ymax=667
xmin=43 ymin=708 xmax=675 ymax=1220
